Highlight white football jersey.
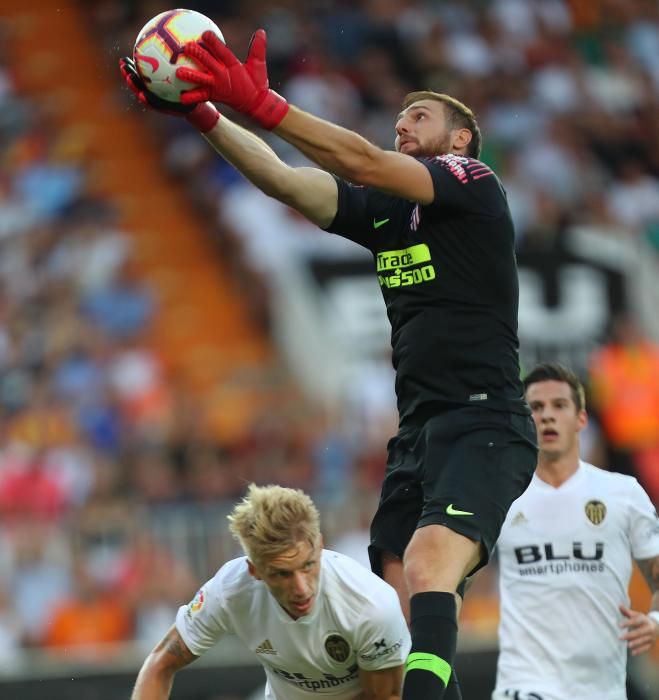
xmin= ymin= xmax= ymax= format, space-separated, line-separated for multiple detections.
xmin=493 ymin=461 xmax=659 ymax=700
xmin=176 ymin=549 xmax=411 ymax=700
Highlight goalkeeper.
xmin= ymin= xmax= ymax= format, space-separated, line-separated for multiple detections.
xmin=121 ymin=29 xmax=537 ymax=700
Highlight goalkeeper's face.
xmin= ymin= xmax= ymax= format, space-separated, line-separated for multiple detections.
xmin=248 ymin=538 xmax=322 ymax=620
xmin=394 ymin=99 xmax=454 ymax=157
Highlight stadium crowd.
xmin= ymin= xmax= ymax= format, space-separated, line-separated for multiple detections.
xmin=0 ymin=0 xmax=657 ymax=677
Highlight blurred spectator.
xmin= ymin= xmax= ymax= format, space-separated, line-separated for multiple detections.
xmin=6 ymin=520 xmax=72 ymax=646
xmin=106 ymin=337 xmax=172 ymax=437
xmin=0 ymin=444 xmax=68 ymax=521
xmin=588 ymin=313 xmax=659 ymax=493
xmin=184 ymin=443 xmax=243 ymax=502
xmin=42 ymin=554 xmax=133 ymax=658
xmin=128 ymin=448 xmax=182 ymax=505
xmin=329 ymin=501 xmax=375 ymax=569
xmin=72 ymin=454 xmax=135 ymax=586
xmin=283 ymin=46 xmax=362 ymax=127
xmin=81 ymin=258 xmax=155 ymax=340
xmin=607 ymin=157 xmax=659 ymax=230
xmin=114 ymin=531 xmax=196 ymax=650
xmin=10 ymin=123 xmax=84 ymax=221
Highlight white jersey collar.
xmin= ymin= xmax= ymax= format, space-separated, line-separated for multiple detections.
xmin=532 ymin=459 xmax=586 ymax=492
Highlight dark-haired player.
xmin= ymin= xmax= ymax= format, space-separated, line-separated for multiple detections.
xmin=494 ymin=363 xmax=659 ymax=700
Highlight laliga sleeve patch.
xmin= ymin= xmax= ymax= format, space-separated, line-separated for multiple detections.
xmin=187 ymin=587 xmax=206 ymax=617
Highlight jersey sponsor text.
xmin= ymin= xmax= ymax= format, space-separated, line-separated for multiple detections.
xmin=376 ymin=244 xmax=436 ymax=289
xmin=272 ymin=665 xmax=359 ymax=692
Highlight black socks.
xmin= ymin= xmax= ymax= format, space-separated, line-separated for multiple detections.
xmin=402 ymin=591 xmax=458 ymax=700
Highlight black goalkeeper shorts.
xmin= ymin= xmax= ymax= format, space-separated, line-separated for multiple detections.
xmin=369 ymin=405 xmax=537 ymax=577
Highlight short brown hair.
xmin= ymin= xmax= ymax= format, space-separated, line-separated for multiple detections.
xmin=523 ymin=363 xmax=586 ymax=412
xmin=227 ymin=484 xmax=321 ymax=566
xmin=402 ymin=91 xmax=482 ymax=159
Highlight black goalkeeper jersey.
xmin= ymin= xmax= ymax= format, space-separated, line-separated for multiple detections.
xmin=325 ymin=154 xmax=529 ymax=426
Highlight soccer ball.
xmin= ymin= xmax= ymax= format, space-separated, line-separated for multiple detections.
xmin=133 ymin=8 xmax=224 ymax=102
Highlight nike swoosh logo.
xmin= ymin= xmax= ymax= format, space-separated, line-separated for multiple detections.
xmin=446 ymin=504 xmax=474 ymax=516
xmin=373 ymin=218 xmax=390 ymax=229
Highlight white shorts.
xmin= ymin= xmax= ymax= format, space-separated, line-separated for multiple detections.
xmin=492 ymin=689 xmax=552 ymax=700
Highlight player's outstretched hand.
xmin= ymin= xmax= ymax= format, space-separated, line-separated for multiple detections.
xmin=178 ymin=29 xmax=289 ymax=130
xmin=119 ymin=56 xmax=220 ymax=133
xmin=619 ymin=604 xmax=659 ymax=656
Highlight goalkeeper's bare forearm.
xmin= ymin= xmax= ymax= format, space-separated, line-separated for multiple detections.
xmin=203 ymin=116 xmax=338 ymax=228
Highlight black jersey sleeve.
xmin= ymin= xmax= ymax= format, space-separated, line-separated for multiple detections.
xmin=422 ymin=155 xmax=508 ymax=217
xmin=322 ymin=177 xmax=393 ymax=250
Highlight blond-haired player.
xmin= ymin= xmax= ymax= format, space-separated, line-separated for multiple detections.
xmin=131 ymin=484 xmax=410 ymax=700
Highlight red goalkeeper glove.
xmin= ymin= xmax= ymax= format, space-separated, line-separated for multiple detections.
xmin=119 ymin=56 xmax=220 ymax=133
xmin=176 ymin=29 xmax=289 ymax=130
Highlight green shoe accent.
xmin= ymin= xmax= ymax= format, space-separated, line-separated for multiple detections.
xmin=405 ymin=652 xmax=451 ymax=687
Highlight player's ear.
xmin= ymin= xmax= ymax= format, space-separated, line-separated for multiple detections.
xmin=452 ymin=128 xmax=472 ymax=153
xmin=577 ymin=409 xmax=588 ymax=433
xmin=247 ymin=559 xmax=262 ymax=580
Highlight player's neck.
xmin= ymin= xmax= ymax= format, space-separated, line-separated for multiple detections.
xmin=535 ymin=454 xmax=580 ymax=488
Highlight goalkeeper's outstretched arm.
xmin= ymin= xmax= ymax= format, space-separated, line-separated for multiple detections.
xmin=203 ymin=116 xmax=338 ymax=229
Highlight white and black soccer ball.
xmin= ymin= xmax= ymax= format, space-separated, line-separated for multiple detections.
xmin=133 ymin=8 xmax=224 ymax=102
